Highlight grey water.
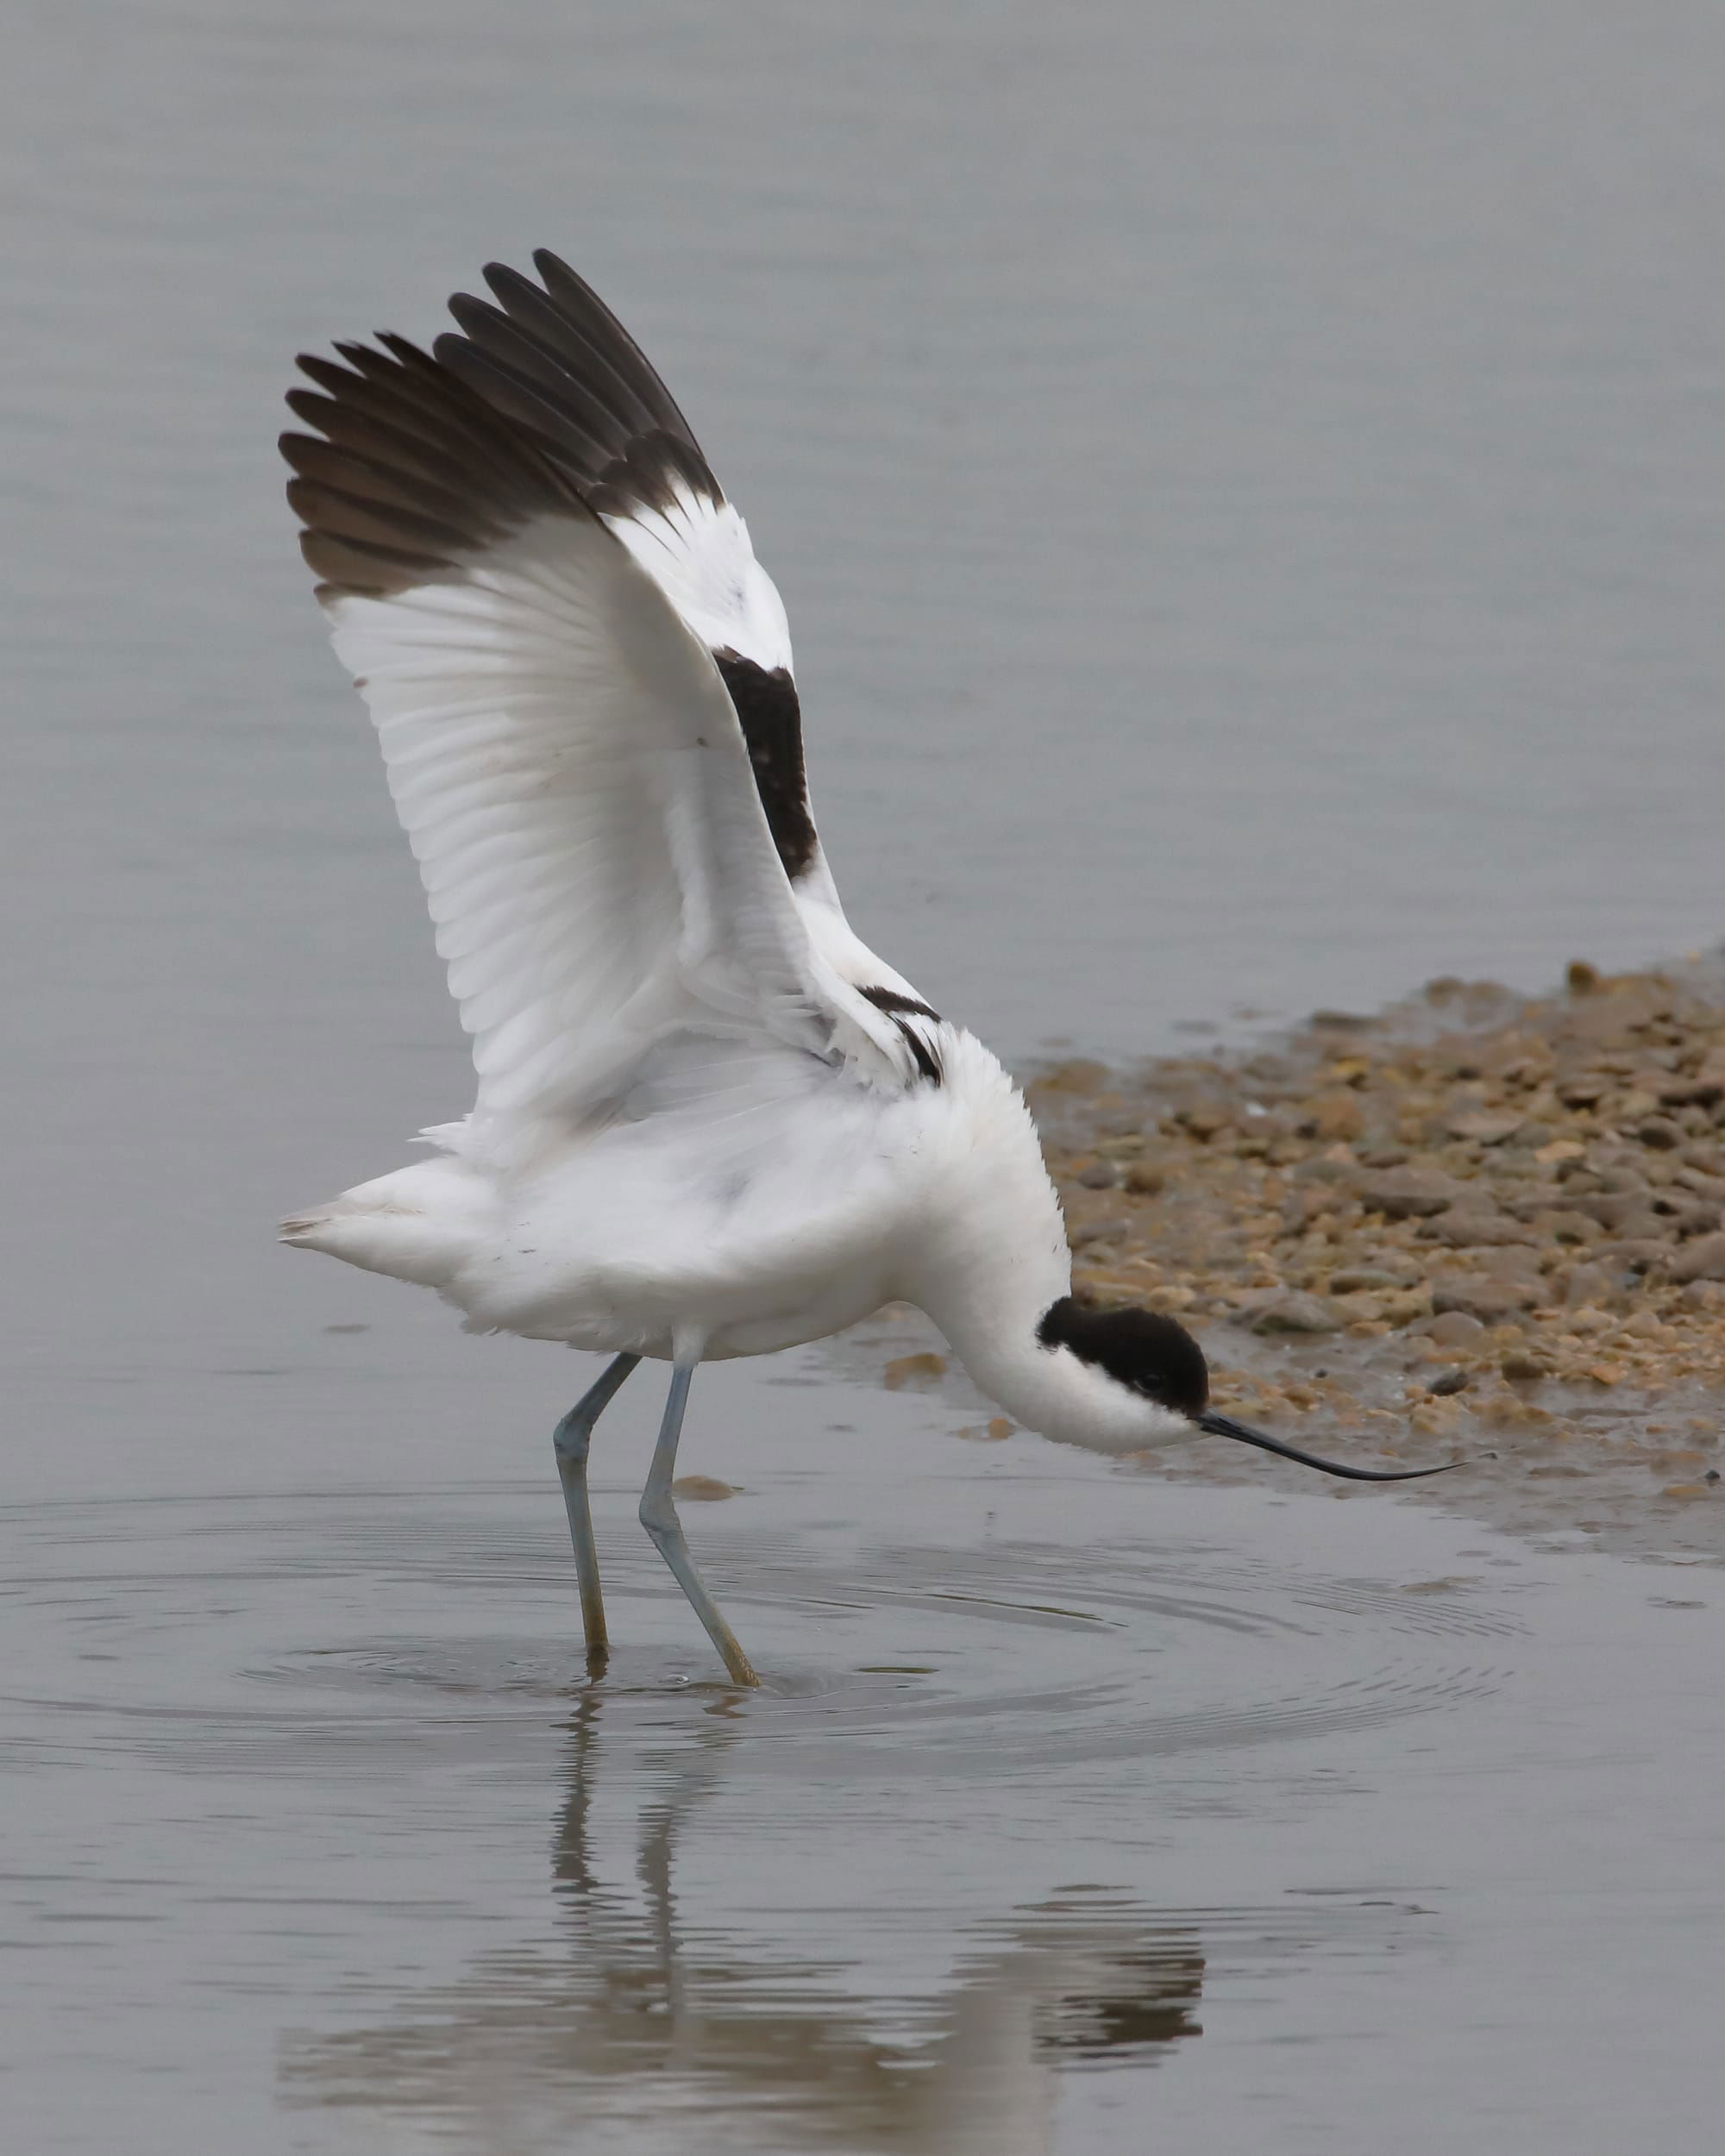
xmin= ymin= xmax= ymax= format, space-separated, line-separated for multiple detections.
xmin=3 ymin=2 xmax=1724 ymax=2148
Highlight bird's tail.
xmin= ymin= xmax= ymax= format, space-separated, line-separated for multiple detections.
xmin=280 ymin=1159 xmax=490 ymax=1289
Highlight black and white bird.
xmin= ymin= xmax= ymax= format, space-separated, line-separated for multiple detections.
xmin=279 ymin=249 xmax=1450 ymax=1686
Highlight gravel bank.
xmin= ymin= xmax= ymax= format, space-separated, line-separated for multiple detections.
xmin=1015 ymin=962 xmax=1725 ymax=1563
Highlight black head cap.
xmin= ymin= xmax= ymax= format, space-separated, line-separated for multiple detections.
xmin=1036 ymin=1297 xmax=1209 ymax=1418
xmin=1038 ymin=1295 xmax=1464 ymax=1482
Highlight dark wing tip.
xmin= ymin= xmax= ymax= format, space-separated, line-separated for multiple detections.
xmin=435 ymin=249 xmax=723 ymax=516
xmin=281 ymin=326 xmax=580 ymax=599
xmin=282 ymin=250 xmax=737 ymax=605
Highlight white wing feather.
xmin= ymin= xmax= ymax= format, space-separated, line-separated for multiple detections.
xmin=600 ymin=487 xmax=793 ymax=674
xmin=321 ymin=511 xmax=911 ymax=1158
xmin=284 ymin=266 xmax=940 ymax=1153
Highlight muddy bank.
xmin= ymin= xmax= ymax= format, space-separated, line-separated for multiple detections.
xmin=860 ymin=962 xmax=1725 ymax=1564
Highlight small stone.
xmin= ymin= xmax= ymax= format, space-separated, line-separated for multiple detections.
xmin=1417 ymin=1208 xmax=1539 ymax=1248
xmin=1428 ymin=1368 xmax=1470 ymax=1396
xmin=1329 ymin=1266 xmax=1414 ymax=1294
xmin=1302 ymin=1089 xmax=1364 ymax=1141
xmin=1247 ymin=1292 xmax=1341 ymax=1336
xmin=1636 ymin=1116 xmax=1684 ymax=1151
xmin=1447 ymin=1109 xmax=1525 ymax=1145
xmin=1292 ymin=1154 xmax=1358 ymax=1185
xmin=1095 ymin=1132 xmax=1146 ymax=1158
xmin=1361 ymin=1167 xmax=1459 ymax=1219
xmin=1555 ymin=1166 xmax=1604 ymax=1193
xmin=1433 ymin=1277 xmax=1537 ymax=1323
xmin=1500 ymin=1350 xmax=1550 ymax=1382
xmin=1567 ymin=960 xmax=1601 ymax=993
xmin=1560 ymin=1261 xmax=1615 ymax=1307
xmin=1423 ymin=1308 xmax=1488 ymax=1345
xmin=1661 ymin=1482 xmax=1713 ymax=1501
xmin=1556 ymin=1073 xmax=1610 ymax=1107
xmin=1534 ymin=1138 xmax=1587 ymax=1165
xmin=1564 ymin=1306 xmax=1614 ymax=1336
xmin=1660 ymin=1064 xmax=1725 ymax=1106
xmin=1538 ymin=1210 xmax=1601 ymax=1245
xmin=1070 ymin=1218 xmax=1128 ymax=1250
xmin=1076 ymin=1160 xmax=1119 ymax=1188
xmin=1076 ymin=1266 xmax=1153 ymax=1299
xmin=1482 ymin=1392 xmax=1549 ymax=1430
xmin=1596 ymin=1238 xmax=1675 ymax=1274
xmin=884 ymin=1352 xmax=948 ymax=1388
xmin=1124 ymin=1160 xmax=1166 ymax=1195
xmin=1679 ymin=1280 xmax=1725 ymax=1313
xmin=1569 ymin=1194 xmax=1665 ymax=1235
xmin=671 ymin=1476 xmax=740 ymax=1501
xmin=1672 ymin=1232 xmax=1725 ymax=1285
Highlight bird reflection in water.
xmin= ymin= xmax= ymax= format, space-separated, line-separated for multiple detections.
xmin=279 ymin=1691 xmax=1204 ymax=2153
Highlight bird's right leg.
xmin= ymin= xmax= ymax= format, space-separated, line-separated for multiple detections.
xmin=638 ymin=1358 xmax=761 ymax=1687
xmin=552 ymin=1354 xmax=640 ymax=1675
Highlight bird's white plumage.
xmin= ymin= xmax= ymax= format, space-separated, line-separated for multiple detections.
xmin=599 ymin=485 xmax=793 ymax=674
xmin=323 ymin=504 xmax=919 ymax=1157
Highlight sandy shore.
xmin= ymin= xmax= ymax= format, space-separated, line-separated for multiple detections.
xmin=853 ymin=961 xmax=1725 ymax=1565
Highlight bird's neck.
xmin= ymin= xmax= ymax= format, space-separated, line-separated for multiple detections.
xmin=897 ymin=1047 xmax=1181 ymax=1456
xmin=922 ymin=1234 xmax=1195 ymax=1455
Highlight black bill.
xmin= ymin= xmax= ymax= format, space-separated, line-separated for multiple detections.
xmin=1198 ymin=1412 xmax=1461 ymax=1483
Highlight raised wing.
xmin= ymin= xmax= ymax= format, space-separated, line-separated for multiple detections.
xmin=433 ymin=252 xmax=825 ymax=887
xmin=281 ymin=257 xmax=937 ymax=1153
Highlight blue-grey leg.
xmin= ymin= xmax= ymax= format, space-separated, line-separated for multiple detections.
xmin=639 ymin=1362 xmax=760 ymax=1687
xmin=553 ymin=1353 xmax=640 ymax=1673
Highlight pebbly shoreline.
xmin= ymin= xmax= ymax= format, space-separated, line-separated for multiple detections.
xmin=1003 ymin=960 xmax=1725 ymax=1562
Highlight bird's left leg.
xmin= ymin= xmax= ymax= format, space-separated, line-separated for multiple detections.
xmin=553 ymin=1353 xmax=640 ymax=1674
xmin=638 ymin=1357 xmax=760 ymax=1687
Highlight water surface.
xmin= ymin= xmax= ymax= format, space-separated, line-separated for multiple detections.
xmin=8 ymin=1402 xmax=1723 ymax=2154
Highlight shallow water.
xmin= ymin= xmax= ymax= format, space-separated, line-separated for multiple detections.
xmin=9 ymin=1386 xmax=1725 ymax=2154
xmin=5 ymin=1 xmax=1725 ymax=2148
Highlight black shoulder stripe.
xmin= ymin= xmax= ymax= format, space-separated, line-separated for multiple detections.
xmin=858 ymin=984 xmax=944 ymax=1085
xmin=897 ymin=1025 xmax=944 ymax=1087
xmin=857 ymin=985 xmax=941 ymax=1023
xmin=713 ymin=651 xmax=819 ymax=882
